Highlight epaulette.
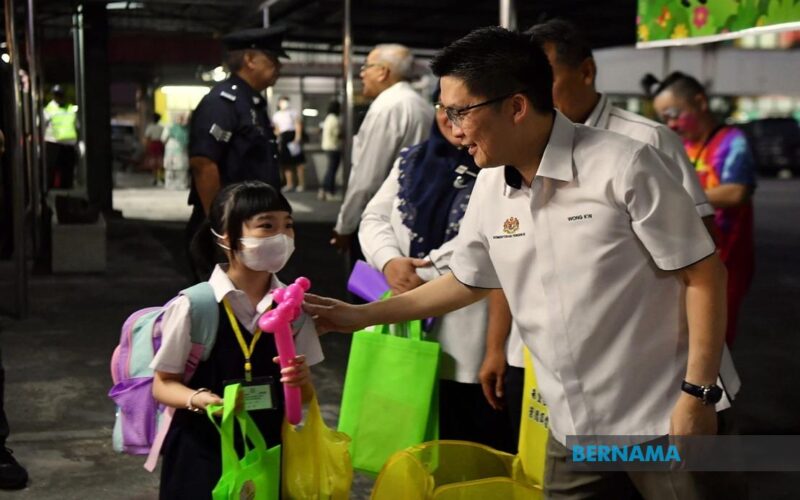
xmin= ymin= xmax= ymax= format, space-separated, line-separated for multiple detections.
xmin=219 ymin=90 xmax=237 ymax=102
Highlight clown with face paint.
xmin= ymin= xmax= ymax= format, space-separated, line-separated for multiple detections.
xmin=650 ymin=71 xmax=757 ymax=347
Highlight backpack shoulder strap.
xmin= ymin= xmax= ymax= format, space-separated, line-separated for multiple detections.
xmin=180 ymin=282 xmax=219 ymax=361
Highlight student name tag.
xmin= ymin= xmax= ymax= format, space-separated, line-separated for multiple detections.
xmin=223 ymin=377 xmax=276 ymax=411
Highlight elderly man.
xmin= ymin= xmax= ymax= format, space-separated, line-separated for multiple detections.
xmin=306 ymin=27 xmax=744 ymax=499
xmin=331 ymin=44 xmax=433 ymax=253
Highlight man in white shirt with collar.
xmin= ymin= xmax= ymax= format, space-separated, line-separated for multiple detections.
xmin=331 ymin=44 xmax=433 ymax=253
xmin=306 ymin=27 xmax=744 ymax=499
xmin=526 ymin=19 xmax=713 ymax=226
xmin=479 ymin=18 xmax=740 ymax=446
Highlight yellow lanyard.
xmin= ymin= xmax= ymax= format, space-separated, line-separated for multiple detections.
xmin=222 ymin=298 xmax=262 ymax=382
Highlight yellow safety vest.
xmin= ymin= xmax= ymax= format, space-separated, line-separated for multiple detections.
xmin=45 ymin=100 xmax=78 ymax=142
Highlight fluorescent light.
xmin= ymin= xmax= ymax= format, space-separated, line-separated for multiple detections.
xmin=302 ymin=108 xmax=319 ymax=117
xmin=159 ymin=86 xmax=211 ymax=96
xmin=1 ymin=54 xmax=9 ymax=64
xmin=107 ymin=2 xmax=144 ymax=10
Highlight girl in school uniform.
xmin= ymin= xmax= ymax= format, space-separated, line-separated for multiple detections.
xmin=151 ymin=180 xmax=324 ymax=499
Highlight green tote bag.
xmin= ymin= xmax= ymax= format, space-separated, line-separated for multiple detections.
xmin=207 ymin=383 xmax=281 ymax=500
xmin=337 ymin=320 xmax=440 ymax=475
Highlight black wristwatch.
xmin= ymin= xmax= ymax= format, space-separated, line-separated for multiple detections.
xmin=681 ymin=380 xmax=723 ymax=405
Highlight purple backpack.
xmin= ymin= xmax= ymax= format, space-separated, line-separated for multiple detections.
xmin=108 ymin=282 xmax=218 ymax=471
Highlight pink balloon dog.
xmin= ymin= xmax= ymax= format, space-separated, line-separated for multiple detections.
xmin=257 ymin=277 xmax=311 ymax=425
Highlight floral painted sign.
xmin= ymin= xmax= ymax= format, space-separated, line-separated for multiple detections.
xmin=637 ymin=0 xmax=800 ymax=47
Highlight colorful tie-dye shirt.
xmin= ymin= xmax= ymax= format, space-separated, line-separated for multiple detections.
xmin=684 ymin=126 xmax=755 ymax=272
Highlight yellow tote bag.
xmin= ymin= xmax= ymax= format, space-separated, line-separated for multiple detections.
xmin=371 ymin=440 xmax=541 ymax=500
xmin=517 ymin=347 xmax=549 ymax=487
xmin=281 ymin=396 xmax=353 ymax=499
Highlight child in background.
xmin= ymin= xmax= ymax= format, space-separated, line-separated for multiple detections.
xmin=151 ymin=181 xmax=323 ymax=499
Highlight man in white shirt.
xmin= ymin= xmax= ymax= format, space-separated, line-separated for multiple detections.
xmin=306 ymin=27 xmax=744 ymax=499
xmin=330 ymin=44 xmax=433 ymax=254
xmin=480 ymin=18 xmax=737 ymax=444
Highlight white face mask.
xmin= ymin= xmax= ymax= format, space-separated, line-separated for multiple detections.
xmin=212 ymin=229 xmax=294 ymax=273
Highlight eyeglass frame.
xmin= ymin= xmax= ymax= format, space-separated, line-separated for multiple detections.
xmin=656 ymin=106 xmax=684 ymax=123
xmin=360 ymin=62 xmax=386 ymax=72
xmin=435 ymin=88 xmax=528 ymax=126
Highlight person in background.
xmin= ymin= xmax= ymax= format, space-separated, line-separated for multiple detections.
xmin=43 ymin=85 xmax=78 ymax=189
xmin=331 ymin=43 xmax=433 ymax=256
xmin=187 ymin=26 xmax=287 ymax=280
xmin=162 ymin=113 xmax=191 ymax=190
xmin=144 ymin=113 xmax=165 ymax=186
xmin=272 ymin=96 xmax=306 ymax=193
xmin=650 ymin=71 xmax=757 ymax=347
xmin=319 ymin=100 xmax=342 ymax=201
xmin=0 ymin=129 xmax=29 ymax=491
xmin=359 ymin=85 xmax=514 ymax=451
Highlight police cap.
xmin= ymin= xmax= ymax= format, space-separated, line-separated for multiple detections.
xmin=222 ymin=26 xmax=290 ymax=59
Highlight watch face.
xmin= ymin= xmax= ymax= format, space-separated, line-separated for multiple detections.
xmin=704 ymin=385 xmax=723 ymax=404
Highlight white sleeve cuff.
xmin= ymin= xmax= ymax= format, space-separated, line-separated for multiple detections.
xmin=371 ymin=246 xmax=404 ymax=273
xmin=415 ymin=261 xmax=440 ymax=282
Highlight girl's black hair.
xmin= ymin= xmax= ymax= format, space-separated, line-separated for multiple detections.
xmin=641 ymin=71 xmax=707 ymax=100
xmin=190 ymin=181 xmax=292 ymax=271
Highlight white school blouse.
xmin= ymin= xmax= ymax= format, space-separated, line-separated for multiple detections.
xmin=151 ymin=265 xmax=324 ymax=374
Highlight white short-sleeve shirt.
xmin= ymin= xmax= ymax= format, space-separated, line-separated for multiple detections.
xmin=507 ymin=95 xmax=715 ymax=368
xmin=272 ymin=108 xmax=299 ymax=134
xmin=587 ymin=94 xmax=713 ymax=219
xmin=450 ymin=111 xmax=723 ymax=445
xmin=151 ymin=265 xmax=324 ymax=374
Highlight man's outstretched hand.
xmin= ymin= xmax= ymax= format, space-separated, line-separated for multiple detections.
xmin=303 ymin=294 xmax=366 ymax=334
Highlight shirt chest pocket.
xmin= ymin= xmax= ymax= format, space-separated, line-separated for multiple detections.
xmin=548 ymin=201 xmax=632 ymax=254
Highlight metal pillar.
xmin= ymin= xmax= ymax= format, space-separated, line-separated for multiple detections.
xmin=80 ymin=3 xmax=112 ymax=210
xmin=3 ymin=0 xmax=29 ymax=317
xmin=341 ymin=0 xmax=354 ymax=191
xmin=25 ymin=0 xmax=44 ymax=260
xmin=260 ymin=0 xmax=282 ymax=27
xmin=72 ymin=6 xmax=88 ymax=190
xmin=500 ymin=0 xmax=517 ymax=30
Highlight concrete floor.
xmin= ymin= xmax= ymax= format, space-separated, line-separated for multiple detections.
xmin=1 ymin=177 xmax=799 ymax=499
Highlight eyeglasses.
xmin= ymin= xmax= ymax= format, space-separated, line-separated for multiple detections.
xmin=360 ymin=63 xmax=385 ymax=72
xmin=436 ymin=89 xmax=527 ymax=126
xmin=658 ymin=107 xmax=683 ymax=122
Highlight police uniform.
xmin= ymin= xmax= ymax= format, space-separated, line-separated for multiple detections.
xmin=186 ymin=27 xmax=288 ymax=278
xmin=188 ymin=73 xmax=280 ymax=195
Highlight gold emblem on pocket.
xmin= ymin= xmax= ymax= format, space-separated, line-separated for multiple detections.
xmin=503 ymin=217 xmax=520 ymax=235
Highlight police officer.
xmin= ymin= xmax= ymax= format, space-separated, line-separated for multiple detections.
xmin=186 ymin=26 xmax=287 ymax=277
